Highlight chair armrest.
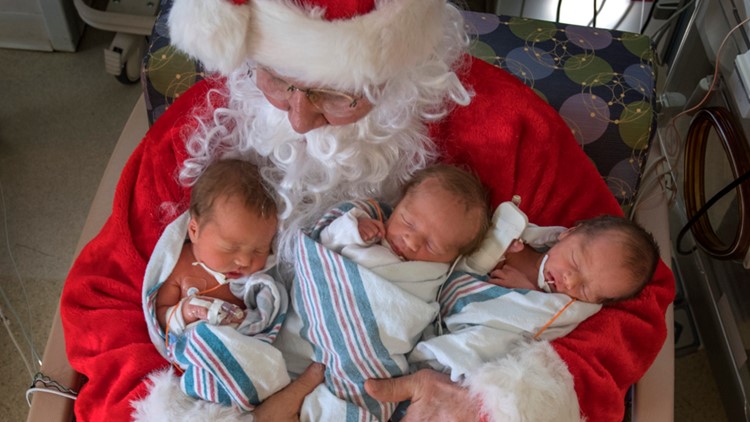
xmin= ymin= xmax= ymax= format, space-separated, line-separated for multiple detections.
xmin=26 ymin=95 xmax=149 ymax=422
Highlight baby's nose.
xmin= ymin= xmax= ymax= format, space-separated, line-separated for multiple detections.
xmin=403 ymin=233 xmax=423 ymax=251
xmin=234 ymin=255 xmax=249 ymax=268
xmin=563 ymin=272 xmax=581 ymax=289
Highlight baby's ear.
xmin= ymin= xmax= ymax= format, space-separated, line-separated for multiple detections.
xmin=188 ymin=217 xmax=200 ymax=241
xmin=557 ymin=226 xmax=577 ymax=240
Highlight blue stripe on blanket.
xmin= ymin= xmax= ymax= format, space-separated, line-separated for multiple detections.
xmin=439 ymin=271 xmax=531 ymax=317
xmin=145 ymin=282 xmax=166 ymax=342
xmin=308 ymin=200 xmax=392 ymax=239
xmin=295 ymin=229 xmax=400 ymax=421
xmin=254 ymin=311 xmax=286 ymax=344
xmin=172 ymin=323 xmax=260 ymax=411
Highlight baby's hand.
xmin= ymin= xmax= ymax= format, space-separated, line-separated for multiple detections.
xmin=357 ymin=217 xmax=385 ymax=242
xmin=182 ymin=296 xmax=246 ymax=326
xmin=488 ymin=264 xmax=538 ymax=290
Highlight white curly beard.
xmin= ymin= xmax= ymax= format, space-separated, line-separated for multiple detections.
xmin=179 ymin=68 xmax=440 ymax=263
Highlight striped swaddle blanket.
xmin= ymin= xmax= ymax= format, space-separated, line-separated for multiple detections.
xmin=142 ymin=211 xmax=290 ymax=411
xmin=409 ymin=270 xmax=602 ymax=381
xmin=293 ymin=201 xmax=447 ymax=422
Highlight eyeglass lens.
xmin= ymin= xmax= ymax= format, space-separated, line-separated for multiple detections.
xmin=255 ymin=67 xmax=361 ymax=117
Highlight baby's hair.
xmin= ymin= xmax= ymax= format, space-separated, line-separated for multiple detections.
xmin=573 ymin=215 xmax=660 ymax=302
xmin=401 ymin=164 xmax=490 ymax=255
xmin=190 ymin=159 xmax=277 ymax=221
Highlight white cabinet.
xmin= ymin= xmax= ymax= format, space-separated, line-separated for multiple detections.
xmin=0 ymin=0 xmax=83 ymax=52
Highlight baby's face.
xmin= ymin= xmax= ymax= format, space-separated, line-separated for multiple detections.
xmin=385 ymin=177 xmax=480 ymax=263
xmin=189 ymin=195 xmax=277 ymax=279
xmin=541 ymin=230 xmax=635 ymax=303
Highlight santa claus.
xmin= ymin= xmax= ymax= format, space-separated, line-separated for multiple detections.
xmin=60 ymin=0 xmax=675 ymax=421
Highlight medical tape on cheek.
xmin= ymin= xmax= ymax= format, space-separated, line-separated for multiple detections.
xmin=537 ymin=254 xmax=551 ymax=293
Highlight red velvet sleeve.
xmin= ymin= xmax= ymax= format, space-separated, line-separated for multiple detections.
xmin=431 ymin=58 xmax=675 ymax=421
xmin=60 ymin=79 xmax=221 ymax=421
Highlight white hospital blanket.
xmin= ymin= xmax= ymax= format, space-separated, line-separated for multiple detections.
xmin=409 ymin=272 xmax=602 ymax=381
xmin=142 ymin=212 xmax=290 ymax=410
xmin=283 ymin=200 xmax=449 ymax=421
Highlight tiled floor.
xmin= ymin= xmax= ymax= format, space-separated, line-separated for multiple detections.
xmin=0 ymin=3 xmax=733 ymax=422
xmin=0 ymin=27 xmax=141 ymax=421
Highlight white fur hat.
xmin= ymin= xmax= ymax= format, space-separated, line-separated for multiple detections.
xmin=167 ymin=0 xmax=449 ymax=89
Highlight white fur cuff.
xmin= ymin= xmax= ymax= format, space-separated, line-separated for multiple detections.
xmin=131 ymin=369 xmax=252 ymax=421
xmin=464 ymin=340 xmax=583 ymax=422
xmin=168 ymin=0 xmax=447 ymax=88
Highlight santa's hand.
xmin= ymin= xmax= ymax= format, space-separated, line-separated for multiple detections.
xmin=357 ymin=217 xmax=385 ymax=242
xmin=254 ymin=362 xmax=325 ymax=422
xmin=364 ymin=369 xmax=481 ymax=422
xmin=182 ymin=296 xmax=245 ymax=326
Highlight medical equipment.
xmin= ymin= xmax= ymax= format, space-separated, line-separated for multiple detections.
xmin=658 ymin=0 xmax=750 ymax=419
xmin=73 ymin=0 xmax=159 ymax=83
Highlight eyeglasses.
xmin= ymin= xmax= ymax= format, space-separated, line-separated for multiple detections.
xmin=255 ymin=67 xmax=365 ymax=118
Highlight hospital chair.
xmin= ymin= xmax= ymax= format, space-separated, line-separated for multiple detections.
xmin=26 ymin=6 xmax=675 ymax=422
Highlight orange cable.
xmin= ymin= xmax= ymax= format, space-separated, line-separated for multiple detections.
xmin=534 ymin=297 xmax=577 ymax=340
xmin=164 ymin=303 xmax=185 ymax=374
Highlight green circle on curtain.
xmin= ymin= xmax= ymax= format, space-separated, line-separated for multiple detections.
xmin=621 ymin=33 xmax=654 ymax=61
xmin=619 ymin=101 xmax=653 ymax=150
xmin=564 ymin=55 xmax=613 ymax=85
xmin=147 ymin=45 xmax=199 ymax=97
xmin=469 ymin=41 xmax=499 ymax=64
xmin=508 ymin=17 xmax=557 ymax=42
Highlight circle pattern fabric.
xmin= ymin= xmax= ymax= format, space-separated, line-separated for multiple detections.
xmin=141 ymin=5 xmax=657 ymax=210
xmin=464 ymin=12 xmax=656 ymax=208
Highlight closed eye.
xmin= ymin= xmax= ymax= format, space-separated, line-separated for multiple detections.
xmin=401 ymin=214 xmax=415 ymax=229
xmin=426 ymin=241 xmax=446 ymax=257
xmin=579 ymin=285 xmax=589 ymax=302
xmin=220 ymin=244 xmax=238 ymax=253
xmin=270 ymin=75 xmax=288 ymax=88
xmin=426 ymin=242 xmax=438 ymax=255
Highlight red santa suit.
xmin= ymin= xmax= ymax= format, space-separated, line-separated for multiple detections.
xmin=60 ymin=1 xmax=675 ymax=421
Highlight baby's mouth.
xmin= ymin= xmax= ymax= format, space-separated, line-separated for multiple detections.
xmin=386 ymin=237 xmax=406 ymax=260
xmin=545 ymin=273 xmax=557 ymax=292
xmin=392 ymin=245 xmax=405 ymax=259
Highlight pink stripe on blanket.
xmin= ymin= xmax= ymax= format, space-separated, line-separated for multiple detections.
xmin=440 ymin=274 xmax=494 ymax=317
xmin=297 ymin=237 xmax=390 ymax=408
xmin=187 ymin=332 xmax=253 ymax=410
xmin=296 ymin=238 xmax=354 ymax=399
xmin=329 ymin=248 xmax=388 ymax=377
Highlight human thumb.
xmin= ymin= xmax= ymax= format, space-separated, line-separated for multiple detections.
xmin=364 ymin=375 xmax=415 ymax=402
xmin=279 ymin=362 xmax=325 ymax=409
xmin=294 ymin=362 xmax=325 ymax=394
